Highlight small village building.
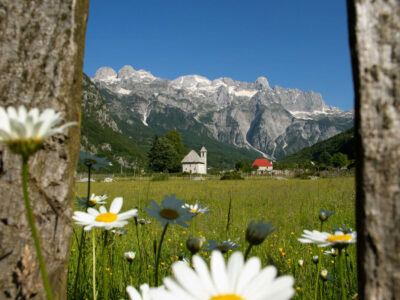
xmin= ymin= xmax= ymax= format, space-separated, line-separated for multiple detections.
xmin=252 ymin=158 xmax=273 ymax=174
xmin=181 ymin=146 xmax=207 ymax=174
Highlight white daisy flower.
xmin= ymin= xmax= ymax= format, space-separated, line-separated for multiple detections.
xmin=126 ymin=283 xmax=166 ymax=300
xmin=182 ymin=202 xmax=210 ymax=215
xmin=298 ymin=230 xmax=357 ymax=248
xmin=145 ymin=194 xmax=194 ymax=227
xmin=0 ymin=106 xmax=76 ymax=156
xmin=323 ymin=248 xmax=338 ymax=257
xmin=124 ymin=251 xmax=136 ymax=262
xmin=89 ymin=193 xmax=108 ymax=205
xmin=72 ymin=197 xmax=137 ymax=231
xmin=157 ymin=251 xmax=294 ymax=300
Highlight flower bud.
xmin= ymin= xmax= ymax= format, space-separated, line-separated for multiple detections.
xmin=186 ymin=237 xmax=206 ymax=255
xmin=312 ymin=255 xmax=319 ymax=264
xmin=245 ymin=220 xmax=274 ymax=246
xmin=319 ymin=209 xmax=333 ymax=222
xmin=320 ymin=269 xmax=328 ymax=281
xmin=298 ymin=259 xmax=304 ymax=267
xmin=124 ymin=252 xmax=136 ymax=262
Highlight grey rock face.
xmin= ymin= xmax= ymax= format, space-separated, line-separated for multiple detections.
xmin=93 ymin=66 xmax=118 ymax=81
xmin=255 ymin=76 xmax=270 ymax=90
xmin=82 ymin=74 xmax=121 ymax=133
xmin=90 ymin=65 xmax=353 ymax=158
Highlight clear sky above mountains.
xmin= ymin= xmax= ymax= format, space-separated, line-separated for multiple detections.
xmin=84 ymin=0 xmax=354 ymax=111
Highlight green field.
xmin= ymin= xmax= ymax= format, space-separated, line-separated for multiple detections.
xmin=68 ymin=177 xmax=356 ymax=299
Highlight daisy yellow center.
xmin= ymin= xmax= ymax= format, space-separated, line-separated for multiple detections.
xmin=90 ymin=199 xmax=97 ymax=203
xmin=85 ymin=158 xmax=98 ymax=164
xmin=210 ymin=295 xmax=245 ymax=300
xmin=159 ymin=208 xmax=179 ymax=220
xmin=189 ymin=208 xmax=197 ymax=213
xmin=95 ymin=212 xmax=118 ymax=223
xmin=215 ymin=245 xmax=228 ymax=251
xmin=35 ymin=135 xmax=42 ymax=142
xmin=326 ymin=234 xmax=352 ymax=242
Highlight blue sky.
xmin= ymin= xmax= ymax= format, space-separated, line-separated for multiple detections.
xmin=84 ymin=1 xmax=354 ymax=111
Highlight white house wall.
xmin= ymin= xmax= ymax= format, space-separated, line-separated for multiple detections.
xmin=183 ymin=163 xmax=206 ymax=174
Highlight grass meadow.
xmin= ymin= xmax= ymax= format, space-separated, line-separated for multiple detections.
xmin=67 ymin=176 xmax=356 ymax=299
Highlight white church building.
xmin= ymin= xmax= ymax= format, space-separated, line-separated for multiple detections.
xmin=181 ymin=146 xmax=207 ymax=174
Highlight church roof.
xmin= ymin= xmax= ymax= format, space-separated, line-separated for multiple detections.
xmin=181 ymin=150 xmax=204 ymax=164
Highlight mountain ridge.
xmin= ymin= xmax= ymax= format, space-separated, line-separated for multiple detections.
xmin=90 ymin=65 xmax=353 ymax=159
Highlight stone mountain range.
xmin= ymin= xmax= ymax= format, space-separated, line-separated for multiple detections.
xmin=85 ymin=65 xmax=353 ymax=163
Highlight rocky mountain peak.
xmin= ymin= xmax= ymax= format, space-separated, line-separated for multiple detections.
xmin=172 ymin=74 xmax=211 ymax=88
xmin=255 ymin=76 xmax=270 ymax=90
xmin=93 ymin=67 xmax=118 ymax=82
xmin=118 ymin=65 xmax=136 ymax=78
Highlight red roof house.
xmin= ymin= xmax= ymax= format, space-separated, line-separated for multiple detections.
xmin=252 ymin=158 xmax=273 ymax=167
xmin=252 ymin=158 xmax=273 ymax=174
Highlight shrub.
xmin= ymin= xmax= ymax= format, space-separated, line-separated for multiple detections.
xmin=220 ymin=171 xmax=244 ymax=180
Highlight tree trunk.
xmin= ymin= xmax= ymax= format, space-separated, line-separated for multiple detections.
xmin=348 ymin=0 xmax=400 ymax=299
xmin=0 ymin=1 xmax=89 ymax=299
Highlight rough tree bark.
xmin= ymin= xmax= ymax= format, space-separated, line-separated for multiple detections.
xmin=348 ymin=0 xmax=400 ymax=299
xmin=0 ymin=1 xmax=89 ymax=299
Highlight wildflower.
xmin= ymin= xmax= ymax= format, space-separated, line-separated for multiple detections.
xmin=112 ymin=228 xmax=128 ymax=236
xmin=298 ymin=259 xmax=304 ymax=267
xmin=76 ymin=194 xmax=108 ymax=208
xmin=145 ymin=194 xmax=194 ymax=227
xmin=186 ymin=236 xmax=206 ymax=255
xmin=298 ymin=230 xmax=357 ymax=248
xmin=296 ymin=286 xmax=301 ymax=292
xmin=332 ymin=224 xmax=353 ymax=234
xmin=245 ymin=220 xmax=274 ymax=246
xmin=88 ymin=193 xmax=107 ymax=206
xmin=324 ymin=248 xmax=338 ymax=257
xmin=203 ymin=238 xmax=240 ymax=254
xmin=137 ymin=218 xmax=152 ymax=225
xmin=0 ymin=106 xmax=76 ymax=157
xmin=182 ymin=201 xmax=210 ymax=215
xmin=79 ymin=152 xmax=110 ymax=170
xmin=312 ymin=255 xmax=319 ymax=264
xmin=124 ymin=252 xmax=136 ymax=262
xmin=72 ymin=197 xmax=138 ymax=230
xmin=320 ymin=269 xmax=333 ymax=281
xmin=157 ymin=251 xmax=294 ymax=300
xmin=319 ymin=209 xmax=333 ymax=222
xmin=126 ymin=283 xmax=165 ymax=300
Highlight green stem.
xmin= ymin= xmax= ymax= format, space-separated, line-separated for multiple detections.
xmin=87 ymin=165 xmax=92 ymax=200
xmin=314 ymin=254 xmax=321 ymax=300
xmin=319 ymin=279 xmax=323 ymax=300
xmin=155 ymin=223 xmax=169 ymax=286
xmin=134 ymin=219 xmax=143 ymax=283
xmin=22 ymin=157 xmax=53 ymax=300
xmin=73 ymin=230 xmax=86 ymax=298
xmin=102 ymin=231 xmax=109 ymax=300
xmin=73 ymin=165 xmax=91 ymax=298
xmin=92 ymin=229 xmax=96 ymax=300
xmin=339 ymin=249 xmax=346 ymax=300
xmin=244 ymin=244 xmax=253 ymax=261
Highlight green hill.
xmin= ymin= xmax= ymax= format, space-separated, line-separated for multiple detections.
xmin=277 ymin=127 xmax=354 ymax=168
